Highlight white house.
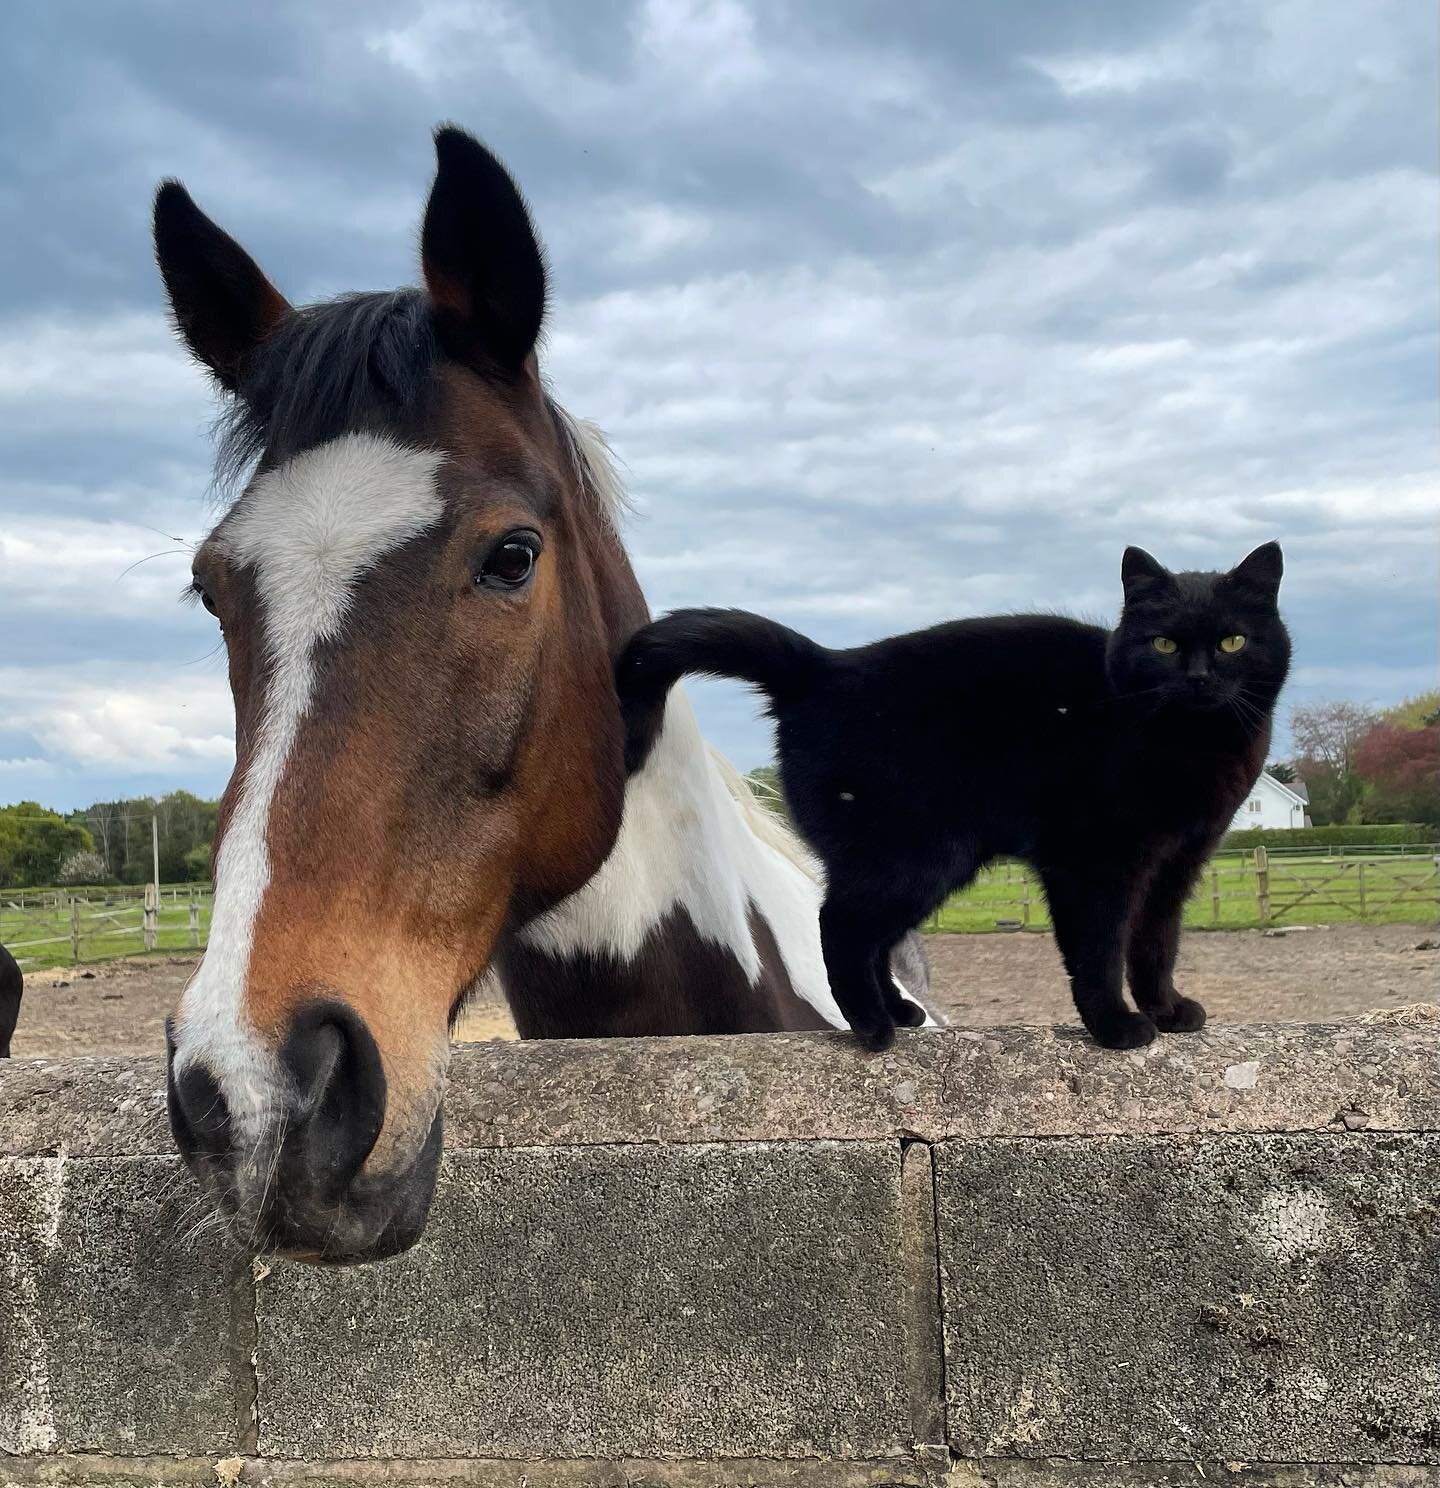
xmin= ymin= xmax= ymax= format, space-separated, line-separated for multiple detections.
xmin=1230 ymin=773 xmax=1311 ymax=831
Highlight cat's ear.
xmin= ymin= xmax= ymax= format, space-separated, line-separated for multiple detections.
xmin=1228 ymin=542 xmax=1283 ymax=599
xmin=1121 ymin=546 xmax=1171 ymax=601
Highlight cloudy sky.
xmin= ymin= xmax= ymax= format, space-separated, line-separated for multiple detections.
xmin=1 ymin=0 xmax=1435 ymax=812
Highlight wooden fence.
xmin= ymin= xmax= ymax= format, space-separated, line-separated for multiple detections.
xmin=1 ymin=885 xmax=212 ymax=969
xmin=925 ymin=846 xmax=1440 ymax=933
xmin=3 ymin=846 xmax=1437 ymax=969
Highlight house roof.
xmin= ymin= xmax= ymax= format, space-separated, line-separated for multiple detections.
xmin=1258 ymin=771 xmax=1308 ymax=807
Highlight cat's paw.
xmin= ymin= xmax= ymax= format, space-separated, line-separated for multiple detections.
xmin=851 ymin=1016 xmax=897 ymax=1053
xmin=1088 ymin=1009 xmax=1158 ymax=1050
xmin=1153 ymin=995 xmax=1207 ymax=1033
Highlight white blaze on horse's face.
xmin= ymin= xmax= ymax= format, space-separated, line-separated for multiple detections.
xmin=171 ymin=434 xmax=445 ymax=1121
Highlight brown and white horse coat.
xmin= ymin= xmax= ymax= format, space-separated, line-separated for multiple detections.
xmin=158 ymin=127 xmax=929 ymax=1263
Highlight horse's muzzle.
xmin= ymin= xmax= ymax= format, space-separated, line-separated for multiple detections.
xmin=166 ymin=1000 xmax=442 ymax=1263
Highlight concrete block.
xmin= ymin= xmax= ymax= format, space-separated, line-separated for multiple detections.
xmin=938 ymin=1133 xmax=1440 ymax=1464
xmin=255 ymin=1141 xmax=913 ymax=1461
xmin=0 ymin=1156 xmax=241 ymax=1455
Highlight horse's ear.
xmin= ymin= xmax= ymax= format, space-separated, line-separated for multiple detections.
xmin=153 ymin=182 xmax=290 ymax=391
xmin=1121 ymin=546 xmax=1171 ymax=601
xmin=1228 ymin=541 xmax=1284 ymax=598
xmin=421 ymin=125 xmax=547 ymax=373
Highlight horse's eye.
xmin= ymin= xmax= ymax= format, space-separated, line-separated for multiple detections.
xmin=477 ymin=531 xmax=541 ymax=589
xmin=1219 ymin=634 xmax=1247 ymax=653
xmin=192 ymin=579 xmax=218 ymax=617
xmin=1151 ymin=636 xmax=1178 ymax=655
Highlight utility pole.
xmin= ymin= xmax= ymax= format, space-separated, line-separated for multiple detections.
xmin=152 ymin=814 xmax=160 ymax=891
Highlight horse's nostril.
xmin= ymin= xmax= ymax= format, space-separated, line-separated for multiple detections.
xmin=167 ymin=1058 xmax=233 ymax=1164
xmin=279 ymin=1001 xmax=388 ymax=1197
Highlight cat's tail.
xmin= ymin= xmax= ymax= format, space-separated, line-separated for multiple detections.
xmin=616 ymin=607 xmax=827 ymax=773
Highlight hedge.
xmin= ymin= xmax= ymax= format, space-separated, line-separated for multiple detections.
xmin=1220 ymin=823 xmax=1435 ymax=851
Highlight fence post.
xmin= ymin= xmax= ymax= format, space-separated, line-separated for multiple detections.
xmin=1254 ymin=846 xmax=1270 ymax=925
xmin=1357 ymin=861 xmax=1366 ymax=920
xmin=189 ymin=900 xmax=200 ymax=948
xmin=143 ymin=883 xmax=158 ymax=952
xmin=70 ymin=897 xmax=81 ymax=963
xmin=1211 ymin=866 xmax=1221 ymax=924
xmin=1022 ymin=868 xmax=1031 ymax=928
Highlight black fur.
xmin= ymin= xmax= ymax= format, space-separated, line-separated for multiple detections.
xmin=0 ymin=942 xmax=22 ymax=1058
xmin=618 ymin=544 xmax=1290 ymax=1053
xmin=422 ymin=124 xmax=548 ymax=371
xmin=153 ymin=180 xmax=291 ymax=392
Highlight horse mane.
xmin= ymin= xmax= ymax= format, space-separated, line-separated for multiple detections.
xmin=547 ymin=403 xmax=632 ymax=532
xmin=216 ymin=290 xmax=438 ymax=490
xmin=557 ymin=413 xmax=818 ymax=882
xmin=705 ymin=747 xmax=822 ymax=884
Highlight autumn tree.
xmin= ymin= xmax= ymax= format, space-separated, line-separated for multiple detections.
xmin=1354 ymin=708 xmax=1440 ymax=827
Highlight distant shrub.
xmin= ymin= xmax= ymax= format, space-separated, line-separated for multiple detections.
xmin=1221 ymin=823 xmax=1433 ymax=851
xmin=56 ymin=850 xmax=110 ymax=886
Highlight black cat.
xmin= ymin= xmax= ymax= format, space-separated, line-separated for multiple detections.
xmin=617 ymin=544 xmax=1290 ymax=1052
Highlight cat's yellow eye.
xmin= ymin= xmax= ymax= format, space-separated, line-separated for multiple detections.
xmin=1219 ymin=634 xmax=1247 ymax=654
xmin=1151 ymin=637 xmax=1178 ymax=655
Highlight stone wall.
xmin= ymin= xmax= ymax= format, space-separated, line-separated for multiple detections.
xmin=1 ymin=1022 xmax=1436 ymax=1486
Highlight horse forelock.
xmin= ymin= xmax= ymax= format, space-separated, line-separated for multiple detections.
xmin=209 ymin=285 xmax=622 ymax=541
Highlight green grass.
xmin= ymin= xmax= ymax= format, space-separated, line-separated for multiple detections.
xmin=1 ymin=886 xmax=213 ymax=971
xmin=926 ymin=851 xmax=1439 ymax=933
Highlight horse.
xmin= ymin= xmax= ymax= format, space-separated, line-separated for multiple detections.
xmin=157 ymin=125 xmax=932 ymax=1264
xmin=0 ymin=943 xmax=20 ymax=1057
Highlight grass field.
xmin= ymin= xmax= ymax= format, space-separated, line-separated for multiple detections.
xmin=3 ymin=850 xmax=1436 ymax=970
xmin=1 ymin=886 xmax=213 ymax=971
xmin=928 ymin=850 xmax=1439 ymax=933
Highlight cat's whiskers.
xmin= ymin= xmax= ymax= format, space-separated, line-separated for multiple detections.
xmin=1226 ymin=686 xmax=1269 ymax=731
xmin=1091 ymin=684 xmax=1169 ymax=707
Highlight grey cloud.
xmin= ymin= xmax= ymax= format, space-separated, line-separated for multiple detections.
xmin=0 ymin=0 xmax=1434 ymax=799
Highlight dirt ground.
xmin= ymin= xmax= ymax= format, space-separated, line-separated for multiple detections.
xmin=8 ymin=922 xmax=1436 ymax=1059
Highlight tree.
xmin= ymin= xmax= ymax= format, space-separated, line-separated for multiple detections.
xmin=1353 ymin=721 xmax=1440 ymax=827
xmin=1290 ymin=701 xmax=1379 ymax=825
xmin=1265 ymin=761 xmax=1297 ymax=784
xmin=0 ymin=804 xmax=95 ymax=888
xmin=57 ymin=850 xmax=110 ymax=886
xmin=1380 ymin=690 xmax=1440 ymax=731
xmin=1290 ymin=701 xmax=1378 ymax=776
xmin=72 ymin=791 xmax=220 ymax=884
